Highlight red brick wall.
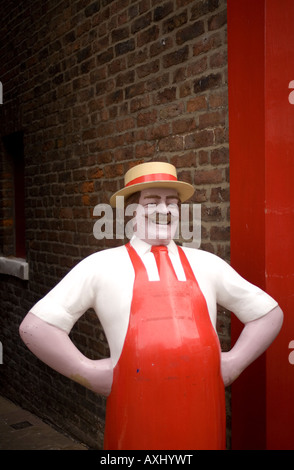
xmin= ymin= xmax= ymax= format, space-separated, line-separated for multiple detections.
xmin=0 ymin=0 xmax=229 ymax=448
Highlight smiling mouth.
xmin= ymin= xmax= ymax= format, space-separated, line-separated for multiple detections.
xmin=147 ymin=214 xmax=172 ymax=225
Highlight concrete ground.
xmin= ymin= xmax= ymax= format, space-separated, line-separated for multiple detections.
xmin=0 ymin=395 xmax=88 ymax=450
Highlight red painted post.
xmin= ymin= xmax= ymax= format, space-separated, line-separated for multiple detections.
xmin=264 ymin=0 xmax=294 ymax=450
xmin=228 ymin=0 xmax=294 ymax=449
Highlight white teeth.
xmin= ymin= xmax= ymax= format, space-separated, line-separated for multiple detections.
xmin=148 ymin=214 xmax=170 ymax=225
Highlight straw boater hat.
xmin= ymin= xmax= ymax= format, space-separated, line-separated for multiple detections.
xmin=110 ymin=161 xmax=195 ymax=207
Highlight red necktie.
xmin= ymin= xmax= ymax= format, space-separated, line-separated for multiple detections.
xmin=151 ymin=245 xmax=177 ymax=281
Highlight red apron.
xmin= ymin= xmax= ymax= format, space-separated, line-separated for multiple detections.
xmin=104 ymin=243 xmax=226 ymax=450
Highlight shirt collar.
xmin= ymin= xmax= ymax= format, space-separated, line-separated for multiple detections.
xmin=130 ymin=235 xmax=179 ymax=257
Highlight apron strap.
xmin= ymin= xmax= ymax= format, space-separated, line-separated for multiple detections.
xmin=125 ymin=242 xmax=149 ymax=282
xmin=177 ymin=245 xmax=199 ymax=284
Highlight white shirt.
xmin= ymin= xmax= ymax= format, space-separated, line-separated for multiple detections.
xmin=30 ymin=237 xmax=278 ymax=366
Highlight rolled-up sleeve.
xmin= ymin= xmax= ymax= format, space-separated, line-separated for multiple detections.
xmin=214 ymin=256 xmax=278 ymax=323
xmin=30 ymin=255 xmax=98 ymax=333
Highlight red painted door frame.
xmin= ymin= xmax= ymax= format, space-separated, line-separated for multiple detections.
xmin=228 ymin=0 xmax=294 ymax=449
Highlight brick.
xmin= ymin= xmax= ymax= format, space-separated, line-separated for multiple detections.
xmin=194 ymin=168 xmax=223 ymax=184
xmin=176 ymin=21 xmax=205 ymax=45
xmin=208 ymin=9 xmax=227 ymax=31
xmin=187 ymin=56 xmax=207 ymax=77
xmin=146 ymin=73 xmax=170 ymax=92
xmin=210 ymin=225 xmax=230 ymax=241
xmin=81 ymin=181 xmax=94 ymax=194
xmin=198 ymin=149 xmax=209 ymax=165
xmin=209 ymin=90 xmax=228 ymax=109
xmin=154 ymin=2 xmax=174 ymax=22
xmin=185 ymin=130 xmax=214 ymax=149
xmin=210 ymin=186 xmax=230 ymax=202
xmin=108 ymin=57 xmax=126 ymax=75
xmin=202 ymin=205 xmax=222 ymax=222
xmin=59 ymin=207 xmax=73 ymax=218
xmin=137 ymin=109 xmax=157 ymax=127
xmin=211 ymin=146 xmax=229 ymax=165
xmin=146 ymin=122 xmax=170 ymax=140
xmin=85 ymin=1 xmax=101 ymax=17
xmin=191 ymin=0 xmax=220 ymax=20
xmin=163 ymin=11 xmax=187 ymax=33
xmin=193 ymin=32 xmax=222 ymax=56
xmin=159 ymin=135 xmax=184 ymax=151
xmin=172 ymin=117 xmax=196 ymax=134
xmin=154 ymin=86 xmax=177 ymax=104
xmin=194 ymin=73 xmax=222 ymax=93
xmin=97 ymin=47 xmax=114 ymax=65
xmin=116 ymin=116 xmax=136 ymax=132
xmin=113 ymin=146 xmax=134 ymax=161
xmin=171 ymin=151 xmax=197 ymax=168
xmin=163 ymin=45 xmax=189 ymax=68
xmin=131 ymin=11 xmax=152 ymax=34
xmin=135 ymin=142 xmax=156 ymax=158
xmin=116 ymin=69 xmax=135 ymax=87
xmin=137 ymin=25 xmax=159 ymax=48
xmin=127 ymin=48 xmax=148 ymax=67
xmin=111 ymin=25 xmax=129 ymax=43
xmin=179 ymin=81 xmax=192 ymax=98
xmin=187 ymin=95 xmax=207 ymax=112
xmin=159 ymin=102 xmax=185 ymax=119
xmin=125 ymin=81 xmax=145 ymax=99
xmin=137 ymin=60 xmax=160 ymax=78
xmin=105 ymin=89 xmax=123 ymax=106
xmin=130 ymin=94 xmax=150 ymax=112
xmin=103 ymin=164 xmax=124 ymax=178
xmin=210 ymin=49 xmax=228 ymax=69
xmin=198 ymin=110 xmax=226 ymax=129
xmin=115 ymin=38 xmax=135 ymax=56
xmin=77 ymin=45 xmax=91 ymax=63
xmin=214 ymin=126 xmax=228 ymax=145
xmin=87 ymin=167 xmax=104 ymax=179
xmin=150 ymin=37 xmax=173 ymax=57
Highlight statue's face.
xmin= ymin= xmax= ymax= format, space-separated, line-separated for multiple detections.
xmin=133 ymin=187 xmax=180 ymax=245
